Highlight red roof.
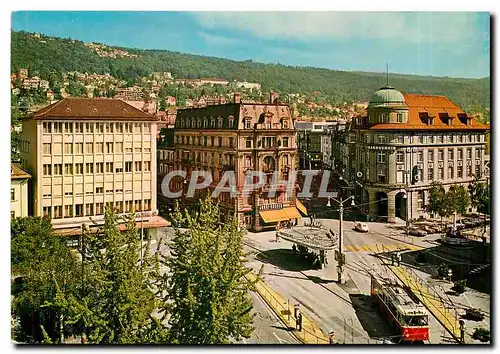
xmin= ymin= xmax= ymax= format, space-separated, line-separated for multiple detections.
xmin=363 ymin=94 xmax=489 ymax=131
xmin=28 ymin=97 xmax=157 ymax=121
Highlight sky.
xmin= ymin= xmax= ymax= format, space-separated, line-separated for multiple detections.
xmin=11 ymin=11 xmax=491 ymax=79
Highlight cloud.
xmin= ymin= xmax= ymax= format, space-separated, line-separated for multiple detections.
xmin=198 ymin=32 xmax=239 ymax=46
xmin=190 ymin=12 xmax=488 ymax=44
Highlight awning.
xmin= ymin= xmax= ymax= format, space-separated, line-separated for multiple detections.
xmin=296 ymin=199 xmax=308 ymax=216
xmin=259 ymin=207 xmax=302 ymax=223
xmin=282 ymin=207 xmax=302 ymax=220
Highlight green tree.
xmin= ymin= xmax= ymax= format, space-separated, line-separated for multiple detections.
xmin=469 ymin=178 xmax=490 ymax=215
xmin=167 ymin=198 xmax=254 ymax=344
xmin=11 ymin=216 xmax=80 ymax=343
xmin=427 ymin=181 xmax=446 ymax=228
xmin=66 ymin=207 xmax=161 ymax=344
xmin=446 ymin=185 xmax=470 ymax=216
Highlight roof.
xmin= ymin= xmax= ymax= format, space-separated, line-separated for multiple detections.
xmin=368 ymin=86 xmax=406 ymax=109
xmin=27 ymin=98 xmax=157 ymax=121
xmin=11 ymin=163 xmax=31 ymax=180
xmin=363 ymin=94 xmax=490 ymax=131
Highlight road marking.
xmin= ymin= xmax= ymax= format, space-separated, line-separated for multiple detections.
xmin=362 ymin=245 xmax=372 ymax=252
xmin=273 ymin=332 xmax=289 ymax=344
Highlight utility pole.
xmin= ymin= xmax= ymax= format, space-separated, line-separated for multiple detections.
xmin=339 ymin=196 xmax=344 ymax=284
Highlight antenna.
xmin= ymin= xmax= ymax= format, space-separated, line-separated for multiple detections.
xmin=386 ymin=63 xmax=389 ymax=86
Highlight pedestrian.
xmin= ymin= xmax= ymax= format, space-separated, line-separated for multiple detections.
xmin=391 ymin=253 xmax=395 ymax=266
xmin=396 ymin=252 xmax=401 ymax=266
xmin=296 ymin=312 xmax=303 ymax=331
xmin=459 ymin=320 xmax=465 ymax=344
xmin=292 ymin=244 xmax=297 ymax=253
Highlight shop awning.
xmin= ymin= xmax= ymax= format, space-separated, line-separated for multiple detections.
xmin=296 ymin=199 xmax=308 ymax=216
xmin=259 ymin=207 xmax=302 ymax=223
xmin=282 ymin=207 xmax=302 ymax=220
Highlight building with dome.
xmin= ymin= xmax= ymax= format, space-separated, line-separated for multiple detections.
xmin=348 ymin=86 xmax=489 ymax=222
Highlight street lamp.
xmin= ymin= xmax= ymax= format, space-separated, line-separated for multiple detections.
xmin=402 ymin=192 xmax=409 ymax=237
xmin=328 ymin=195 xmax=355 ymax=284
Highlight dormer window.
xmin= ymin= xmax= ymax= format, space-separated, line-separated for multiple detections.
xmin=458 ymin=113 xmax=472 ymax=126
xmin=439 ymin=113 xmax=453 ymax=126
xmin=379 ymin=112 xmax=388 ymax=123
xmin=228 ymin=115 xmax=234 ymax=128
xmin=218 ymin=117 xmax=224 ymax=129
xmin=210 ymin=119 xmax=215 ymax=129
xmin=419 ymin=112 xmax=434 ymax=125
xmin=282 ymin=119 xmax=289 ymax=129
xmin=396 ymin=113 xmax=403 ymax=123
xmin=244 ymin=118 xmax=252 ymax=129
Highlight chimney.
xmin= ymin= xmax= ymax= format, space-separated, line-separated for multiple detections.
xmin=269 ymin=91 xmax=279 ymax=104
xmin=234 ymin=93 xmax=241 ymax=104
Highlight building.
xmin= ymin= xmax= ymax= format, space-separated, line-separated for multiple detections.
xmin=350 ymin=86 xmax=490 ymax=222
xmin=234 ymin=81 xmax=262 ymax=91
xmin=166 ymin=96 xmax=177 ymax=106
xmin=19 ymin=97 xmax=168 ymax=240
xmin=158 ymin=92 xmax=306 ymax=231
xmin=296 ymin=121 xmax=343 ymax=170
xmin=11 ymin=163 xmax=31 ymax=218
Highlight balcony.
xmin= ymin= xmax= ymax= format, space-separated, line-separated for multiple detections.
xmin=260 ymin=203 xmax=284 ymax=211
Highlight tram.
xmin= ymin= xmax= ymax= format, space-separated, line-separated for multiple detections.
xmin=371 ymin=275 xmax=429 ymax=342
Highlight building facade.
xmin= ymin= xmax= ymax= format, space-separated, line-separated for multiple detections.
xmin=296 ymin=121 xmax=341 ymax=170
xmin=19 ymin=97 xmax=167 ymax=238
xmin=351 ymin=86 xmax=490 ymax=222
xmin=11 ymin=163 xmax=31 ymax=218
xmin=158 ymin=93 xmax=306 ymax=231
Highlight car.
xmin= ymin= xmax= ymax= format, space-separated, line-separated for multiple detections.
xmin=354 ymin=222 xmax=369 ymax=233
xmin=408 ymin=227 xmax=427 ymax=237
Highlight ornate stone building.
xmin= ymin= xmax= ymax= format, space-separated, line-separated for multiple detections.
xmin=351 ymin=86 xmax=490 ymax=222
xmin=157 ymin=93 xmax=307 ymax=231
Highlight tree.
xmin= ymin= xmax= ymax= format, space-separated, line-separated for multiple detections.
xmin=427 ymin=181 xmax=446 ymax=228
xmin=446 ymin=185 xmax=470 ymax=216
xmin=11 ymin=216 xmax=80 ymax=343
xmin=167 ymin=198 xmax=254 ymax=344
xmin=469 ymin=178 xmax=490 ymax=215
xmin=64 ymin=207 xmax=161 ymax=344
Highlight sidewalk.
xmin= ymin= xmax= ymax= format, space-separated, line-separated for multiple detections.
xmin=388 ymin=265 xmax=462 ymax=342
xmin=245 ymin=271 xmax=331 ymax=344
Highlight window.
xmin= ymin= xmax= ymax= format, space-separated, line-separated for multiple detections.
xmin=95 ymin=203 xmax=104 ymax=215
xmin=418 ymin=135 xmax=424 ymax=144
xmin=135 ymin=161 xmax=142 ymax=171
xmin=74 ymin=143 xmax=83 ymax=154
xmin=244 ymin=119 xmax=252 ymax=129
xmin=64 ymin=163 xmax=73 ymax=175
xmin=85 ymin=203 xmax=94 ymax=216
xmin=476 ymin=149 xmax=480 ymax=159
xmin=417 ymin=151 xmax=423 ymax=162
xmin=438 ymin=167 xmax=444 ymax=179
xmin=53 ymin=206 xmax=63 ymax=219
xmin=246 ymin=138 xmax=252 ymax=148
xmin=428 ymin=168 xmax=434 ymax=181
xmin=211 ymin=136 xmax=215 ymax=146
xmin=105 ymin=123 xmax=114 ymax=133
xmin=467 ymin=148 xmax=472 ymax=159
xmin=75 ymin=204 xmax=83 ymax=217
xmin=86 ymin=123 xmax=94 ymax=133
xmin=125 ymin=162 xmax=132 ymax=172
xmin=438 ymin=150 xmax=444 ymax=161
xmin=43 ymin=164 xmax=52 ymax=176
xmin=106 ymin=142 xmax=113 ymax=154
xmin=377 ymin=151 xmax=386 ymax=163
xmin=11 ymin=188 xmax=15 ymax=201
xmin=378 ymin=135 xmax=387 ymax=144
xmin=458 ymin=149 xmax=463 ymax=160
xmin=228 ymin=116 xmax=234 ymax=128
xmin=448 ymin=166 xmax=454 ymax=179
xmin=448 ymin=149 xmax=454 ymax=160
xmin=125 ymin=145 xmax=133 ymax=153
xmin=86 ymin=142 xmax=94 ymax=154
xmin=64 ymin=205 xmax=73 ymax=218
xmin=135 ymin=123 xmax=142 ymax=133
xmin=96 ymin=123 xmax=104 ymax=134
xmin=134 ymin=199 xmax=142 ymax=212
xmin=116 ymin=123 xmax=123 ymax=133
xmin=53 ymin=164 xmax=62 ymax=175
xmin=218 ymin=117 xmax=224 ymax=128
xmin=458 ymin=166 xmax=463 ymax=178
xmin=86 ymin=163 xmax=94 ymax=174
xmin=397 ymin=136 xmax=404 ymax=144
xmin=64 ymin=143 xmax=73 ymax=154
xmin=43 ymin=122 xmax=52 ymax=133
xmin=466 ymin=165 xmax=472 ymax=177
xmin=105 ymin=162 xmax=113 ymax=173
xmin=396 ymin=151 xmax=404 ymax=163
xmin=144 ymin=161 xmax=151 ymax=171
xmin=53 ymin=123 xmax=62 ymax=133
xmin=75 ymin=163 xmax=83 ymax=174
xmin=229 ymin=137 xmax=234 ymax=148
xmin=95 ymin=162 xmax=104 ymax=173
xmin=125 ymin=201 xmax=133 ymax=213
xmin=115 ymin=142 xmax=123 ymax=153
xmin=458 ymin=135 xmax=463 ymax=143
xmin=377 ymin=169 xmax=386 ymax=183
xmin=204 ymin=136 xmax=208 ymax=146
xmin=438 ymin=135 xmax=443 ymax=144
xmin=43 ymin=206 xmax=51 ymax=217
xmin=64 ymin=122 xmax=73 ymax=133
xmin=75 ymin=122 xmax=83 ymax=133
xmin=125 ymin=123 xmax=133 ymax=133
xmin=116 ymin=167 xmax=123 ymax=173
xmin=283 ymin=137 xmax=289 ymax=148
xmin=95 ymin=142 xmax=104 ymax=153
xmin=475 ymin=165 xmax=481 ymax=178
xmin=397 ymin=113 xmax=403 ymax=123
xmin=468 ymin=134 xmax=473 ymax=143
xmin=96 ymin=187 xmax=103 ymax=194
xmin=144 ymin=124 xmax=150 ymax=134
xmin=428 ymin=150 xmax=434 ymax=161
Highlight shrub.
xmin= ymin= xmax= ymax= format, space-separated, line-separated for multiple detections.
xmin=465 ymin=308 xmax=485 ymax=321
xmin=473 ymin=328 xmax=490 ymax=342
xmin=452 ymin=280 xmax=467 ymax=294
xmin=437 ymin=263 xmax=449 ymax=278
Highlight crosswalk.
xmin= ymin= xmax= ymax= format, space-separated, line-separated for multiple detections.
xmin=344 ymin=243 xmax=423 ymax=253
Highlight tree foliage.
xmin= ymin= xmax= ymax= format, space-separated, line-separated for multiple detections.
xmin=445 ymin=185 xmax=470 ymax=216
xmin=427 ymin=181 xmax=446 ymax=218
xmin=167 ymin=198 xmax=254 ymax=344
xmin=469 ymin=178 xmax=490 ymax=215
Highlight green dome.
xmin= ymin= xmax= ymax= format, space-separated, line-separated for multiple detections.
xmin=368 ymin=86 xmax=406 ymax=108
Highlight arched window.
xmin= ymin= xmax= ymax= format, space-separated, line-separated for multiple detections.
xmin=263 ymin=156 xmax=276 ymax=172
xmin=228 ymin=115 xmax=235 ymax=128
xmin=218 ymin=117 xmax=224 ymax=129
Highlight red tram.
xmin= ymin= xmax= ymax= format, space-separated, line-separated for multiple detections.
xmin=371 ymin=275 xmax=429 ymax=342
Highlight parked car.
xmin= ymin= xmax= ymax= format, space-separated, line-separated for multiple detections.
xmin=354 ymin=222 xmax=369 ymax=233
xmin=408 ymin=227 xmax=427 ymax=237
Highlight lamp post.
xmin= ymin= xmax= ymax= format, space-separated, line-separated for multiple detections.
xmin=328 ymin=195 xmax=355 ymax=284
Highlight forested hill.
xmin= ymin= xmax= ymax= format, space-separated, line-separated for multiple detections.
xmin=11 ymin=30 xmax=490 ymax=111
